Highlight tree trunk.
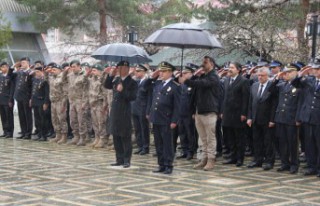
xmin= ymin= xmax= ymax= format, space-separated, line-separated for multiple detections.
xmin=97 ymin=0 xmax=108 ymax=45
xmin=297 ymin=0 xmax=310 ymax=61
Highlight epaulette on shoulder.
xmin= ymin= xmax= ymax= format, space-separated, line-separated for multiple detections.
xmin=173 ymin=81 xmax=180 ymax=86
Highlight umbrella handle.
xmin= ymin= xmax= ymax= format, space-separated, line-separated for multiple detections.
xmin=180 ymin=48 xmax=184 ymax=75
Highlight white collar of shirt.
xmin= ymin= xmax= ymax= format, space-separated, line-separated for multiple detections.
xmin=163 ymin=78 xmax=172 ymax=87
xmin=121 ymin=75 xmax=129 ymax=81
xmin=259 ymin=81 xmax=268 ymax=94
xmin=231 ymin=75 xmax=238 ymax=81
xmin=139 ymin=77 xmax=146 ymax=84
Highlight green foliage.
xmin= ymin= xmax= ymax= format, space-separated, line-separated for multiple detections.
xmin=0 ymin=12 xmax=12 ymax=60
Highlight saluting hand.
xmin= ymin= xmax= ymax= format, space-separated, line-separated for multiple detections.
xmin=170 ymin=123 xmax=177 ymax=129
xmin=298 ymin=67 xmax=312 ymax=77
xmin=151 ymin=70 xmax=160 ymax=79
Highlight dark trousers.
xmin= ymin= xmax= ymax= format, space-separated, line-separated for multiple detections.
xmin=33 ymin=105 xmax=48 ymax=137
xmin=299 ymin=124 xmax=305 ymax=153
xmin=276 ymin=123 xmax=299 ymax=168
xmin=0 ymin=104 xmax=14 ymax=135
xmin=178 ymin=117 xmax=196 ymax=155
xmin=46 ymin=104 xmax=54 ymax=134
xmin=252 ymin=123 xmax=275 ymax=165
xmin=132 ymin=114 xmax=150 ymax=151
xmin=224 ymin=127 xmax=245 ymax=162
xmin=17 ymin=100 xmax=33 ymax=136
xmin=66 ymin=100 xmax=73 ymax=137
xmin=304 ymin=124 xmax=320 ymax=171
xmin=216 ymin=118 xmax=223 ymax=154
xmin=113 ymin=135 xmax=132 ymax=164
xmin=153 ymin=124 xmax=174 ymax=168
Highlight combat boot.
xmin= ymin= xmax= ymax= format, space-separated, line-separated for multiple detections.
xmin=203 ymin=158 xmax=215 ymax=171
xmin=88 ymin=137 xmax=99 ymax=147
xmin=193 ymin=157 xmax=208 ymax=170
xmin=76 ymin=136 xmax=86 ymax=146
xmin=67 ymin=135 xmax=80 ymax=145
xmin=94 ymin=138 xmax=106 ymax=148
xmin=49 ymin=133 xmax=61 ymax=143
xmin=57 ymin=134 xmax=68 ymax=144
xmin=85 ymin=135 xmax=92 ymax=144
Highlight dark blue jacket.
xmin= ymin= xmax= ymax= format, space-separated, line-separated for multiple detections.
xmin=179 ymin=84 xmax=193 ymax=119
xmin=12 ymin=69 xmax=33 ymax=102
xmin=131 ymin=78 xmax=151 ymax=116
xmin=31 ymin=78 xmax=50 ymax=107
xmin=0 ymin=73 xmax=15 ymax=106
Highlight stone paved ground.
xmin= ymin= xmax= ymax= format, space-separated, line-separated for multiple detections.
xmin=0 ymin=115 xmax=320 ymax=205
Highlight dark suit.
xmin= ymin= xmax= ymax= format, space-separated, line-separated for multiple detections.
xmin=12 ymin=69 xmax=33 ymax=137
xmin=31 ymin=78 xmax=50 ymax=138
xmin=270 ymin=79 xmax=301 ymax=169
xmin=0 ymin=73 xmax=15 ymax=136
xmin=148 ymin=79 xmax=180 ymax=169
xmin=292 ymin=76 xmax=320 ymax=172
xmin=131 ymin=78 xmax=151 ymax=153
xmin=104 ymin=75 xmax=138 ymax=165
xmin=222 ymin=75 xmax=250 ymax=163
xmin=248 ymin=81 xmax=277 ymax=165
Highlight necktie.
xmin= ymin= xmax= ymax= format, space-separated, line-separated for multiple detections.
xmin=258 ymin=84 xmax=264 ymax=97
xmin=230 ymin=78 xmax=234 ymax=85
xmin=315 ymin=80 xmax=320 ymax=90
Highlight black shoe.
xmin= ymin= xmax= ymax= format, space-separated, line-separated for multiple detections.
xmin=134 ymin=149 xmax=142 ymax=155
xmin=33 ymin=135 xmax=42 ymax=141
xmin=152 ymin=167 xmax=166 ymax=173
xmin=247 ymin=162 xmax=262 ymax=168
xmin=32 ymin=131 xmax=39 ymax=135
xmin=23 ymin=135 xmax=31 ymax=140
xmin=38 ymin=136 xmax=47 ymax=141
xmin=290 ymin=167 xmax=298 ymax=174
xmin=236 ymin=161 xmax=243 ymax=167
xmin=277 ymin=166 xmax=290 ymax=172
xmin=16 ymin=134 xmax=25 ymax=139
xmin=223 ymin=153 xmax=232 ymax=159
xmin=303 ymin=168 xmax=317 ymax=176
xmin=186 ymin=153 xmax=193 ymax=160
xmin=163 ymin=167 xmax=173 ymax=174
xmin=0 ymin=133 xmax=6 ymax=138
xmin=139 ymin=150 xmax=149 ymax=155
xmin=262 ymin=164 xmax=273 ymax=171
xmin=176 ymin=154 xmax=187 ymax=159
xmin=5 ymin=135 xmax=13 ymax=138
xmin=123 ymin=163 xmax=130 ymax=168
xmin=18 ymin=131 xmax=23 ymax=134
xmin=45 ymin=132 xmax=55 ymax=139
xmin=110 ymin=162 xmax=123 ymax=166
xmin=215 ymin=152 xmax=222 ymax=158
xmin=223 ymin=159 xmax=237 ymax=164
xmin=317 ymin=173 xmax=320 ymax=177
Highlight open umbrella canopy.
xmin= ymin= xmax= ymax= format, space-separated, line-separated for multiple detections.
xmin=91 ymin=43 xmax=152 ymax=64
xmin=144 ymin=23 xmax=223 ymax=49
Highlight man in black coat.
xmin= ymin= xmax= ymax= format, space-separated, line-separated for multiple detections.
xmin=222 ymin=62 xmax=250 ymax=167
xmin=104 ymin=61 xmax=138 ymax=168
xmin=12 ymin=57 xmax=33 ymax=139
xmin=147 ymin=61 xmax=180 ymax=175
xmin=131 ymin=64 xmax=151 ymax=155
xmin=30 ymin=67 xmax=50 ymax=141
xmin=269 ymin=64 xmax=301 ymax=174
xmin=247 ymin=67 xmax=277 ymax=170
xmin=0 ymin=62 xmax=15 ymax=138
xmin=291 ymin=59 xmax=320 ymax=177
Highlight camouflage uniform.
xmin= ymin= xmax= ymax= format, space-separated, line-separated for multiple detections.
xmin=47 ymin=71 xmax=68 ymax=144
xmin=67 ymin=71 xmax=89 ymax=146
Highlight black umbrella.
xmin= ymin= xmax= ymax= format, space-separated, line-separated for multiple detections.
xmin=91 ymin=43 xmax=152 ymax=64
xmin=144 ymin=23 xmax=222 ymax=69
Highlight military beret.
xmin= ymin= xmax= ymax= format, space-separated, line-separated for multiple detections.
xmin=70 ymin=60 xmax=80 ymax=66
xmin=256 ymin=58 xmax=269 ymax=67
xmin=61 ymin=62 xmax=70 ymax=69
xmin=92 ymin=64 xmax=103 ymax=71
xmin=117 ymin=61 xmax=130 ymax=67
xmin=269 ymin=60 xmax=282 ymax=68
xmin=20 ymin=57 xmax=30 ymax=62
xmin=47 ymin=62 xmax=61 ymax=69
xmin=311 ymin=58 xmax=320 ymax=69
xmin=0 ymin=62 xmax=9 ymax=67
xmin=34 ymin=60 xmax=44 ymax=65
xmin=158 ymin=61 xmax=176 ymax=72
xmin=34 ymin=66 xmax=43 ymax=71
xmin=103 ymin=64 xmax=110 ymax=68
xmin=81 ymin=62 xmax=91 ymax=68
xmin=136 ymin=64 xmax=148 ymax=72
xmin=183 ymin=63 xmax=199 ymax=73
xmin=283 ymin=63 xmax=300 ymax=72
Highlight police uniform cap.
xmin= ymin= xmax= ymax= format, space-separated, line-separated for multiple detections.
xmin=117 ymin=61 xmax=130 ymax=67
xmin=293 ymin=61 xmax=305 ymax=70
xmin=183 ymin=63 xmax=199 ymax=73
xmin=34 ymin=60 xmax=44 ymax=65
xmin=20 ymin=57 xmax=30 ymax=62
xmin=136 ymin=64 xmax=148 ymax=72
xmin=92 ymin=64 xmax=103 ymax=71
xmin=283 ymin=63 xmax=300 ymax=72
xmin=311 ymin=58 xmax=320 ymax=69
xmin=257 ymin=58 xmax=269 ymax=67
xmin=70 ymin=60 xmax=80 ymax=66
xmin=269 ymin=60 xmax=282 ymax=68
xmin=158 ymin=61 xmax=176 ymax=72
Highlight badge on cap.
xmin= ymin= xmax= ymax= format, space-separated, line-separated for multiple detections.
xmin=292 ymin=88 xmax=296 ymax=93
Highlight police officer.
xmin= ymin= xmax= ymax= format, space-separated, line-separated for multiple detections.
xmin=291 ymin=58 xmax=320 ymax=177
xmin=270 ymin=63 xmax=301 ymax=174
xmin=269 ymin=60 xmax=283 ymax=78
xmin=147 ymin=61 xmax=181 ymax=175
xmin=176 ymin=63 xmax=198 ymax=160
xmin=0 ymin=62 xmax=14 ymax=138
xmin=104 ymin=60 xmax=138 ymax=168
xmin=131 ymin=64 xmax=151 ymax=155
xmin=30 ymin=66 xmax=50 ymax=141
xmin=12 ymin=57 xmax=33 ymax=139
